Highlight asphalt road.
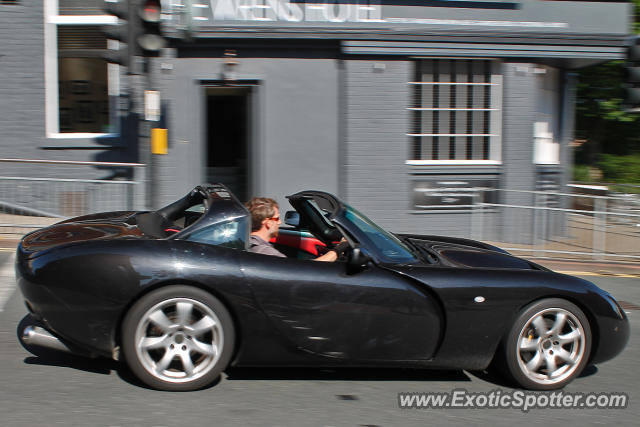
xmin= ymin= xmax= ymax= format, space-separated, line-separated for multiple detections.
xmin=0 ymin=250 xmax=638 ymax=427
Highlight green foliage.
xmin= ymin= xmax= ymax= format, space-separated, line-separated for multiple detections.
xmin=575 ymin=62 xmax=640 ymax=163
xmin=574 ymin=1 xmax=640 ymax=163
xmin=576 ymin=61 xmax=629 ymax=121
xmin=572 ymin=165 xmax=591 ymax=182
xmin=597 ymin=154 xmax=640 ymax=184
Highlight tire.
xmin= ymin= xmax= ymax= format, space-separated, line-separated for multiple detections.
xmin=121 ymin=285 xmax=235 ymax=391
xmin=502 ymin=298 xmax=591 ymax=390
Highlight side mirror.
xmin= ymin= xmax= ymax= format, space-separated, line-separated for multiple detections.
xmin=284 ymin=211 xmax=300 ymax=227
xmin=347 ymin=247 xmax=372 ymax=273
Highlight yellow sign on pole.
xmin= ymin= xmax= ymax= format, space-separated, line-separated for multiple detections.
xmin=151 ymin=128 xmax=168 ymax=155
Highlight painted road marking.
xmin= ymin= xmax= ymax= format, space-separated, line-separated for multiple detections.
xmin=0 ymin=253 xmax=15 ymax=312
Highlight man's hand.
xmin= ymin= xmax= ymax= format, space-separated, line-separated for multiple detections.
xmin=314 ymin=250 xmax=338 ymax=262
xmin=313 ymin=238 xmax=349 ymax=262
xmin=333 ymin=239 xmax=350 ymax=255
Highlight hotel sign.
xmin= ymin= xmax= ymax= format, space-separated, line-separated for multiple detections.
xmin=203 ymin=0 xmax=384 ymax=23
xmin=163 ymin=0 xmax=575 ymax=34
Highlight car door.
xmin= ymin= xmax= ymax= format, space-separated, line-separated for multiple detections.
xmin=239 ymin=252 xmax=442 ymax=362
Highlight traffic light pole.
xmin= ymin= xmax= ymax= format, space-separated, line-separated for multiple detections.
xmin=126 ymin=67 xmax=148 ymax=209
xmin=130 ymin=56 xmax=156 ymax=210
xmin=145 ymin=57 xmax=157 ymax=210
xmin=105 ymin=0 xmax=166 ymax=210
xmin=140 ymin=0 xmax=167 ymax=210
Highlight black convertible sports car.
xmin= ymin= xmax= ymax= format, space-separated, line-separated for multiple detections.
xmin=16 ymin=184 xmax=628 ymax=391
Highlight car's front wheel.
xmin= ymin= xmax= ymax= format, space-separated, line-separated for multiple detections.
xmin=502 ymin=298 xmax=591 ymax=390
xmin=121 ymin=285 xmax=235 ymax=391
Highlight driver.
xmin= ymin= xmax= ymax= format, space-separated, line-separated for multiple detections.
xmin=245 ymin=197 xmax=346 ymax=262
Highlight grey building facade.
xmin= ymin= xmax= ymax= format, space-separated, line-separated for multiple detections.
xmin=0 ymin=0 xmax=632 ymax=240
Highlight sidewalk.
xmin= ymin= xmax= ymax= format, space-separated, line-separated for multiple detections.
xmin=0 ymin=213 xmax=57 ymax=251
xmin=0 ymin=251 xmax=15 ymax=310
xmin=0 ymin=240 xmax=18 ymax=252
xmin=532 ymin=258 xmax=640 ymax=278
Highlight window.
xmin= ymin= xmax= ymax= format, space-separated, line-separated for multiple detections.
xmin=185 ymin=218 xmax=249 ymax=250
xmin=45 ymin=0 xmax=118 ymax=137
xmin=58 ymin=0 xmax=105 ymax=15
xmin=58 ymin=26 xmax=110 ymax=133
xmin=408 ymin=59 xmax=502 ymax=164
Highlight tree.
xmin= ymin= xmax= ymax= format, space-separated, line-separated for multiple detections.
xmin=574 ymin=0 xmax=640 ymax=164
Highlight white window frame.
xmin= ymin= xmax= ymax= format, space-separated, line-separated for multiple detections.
xmin=44 ymin=0 xmax=119 ymax=138
xmin=406 ymin=59 xmax=503 ymax=166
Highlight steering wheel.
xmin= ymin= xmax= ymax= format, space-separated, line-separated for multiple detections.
xmin=332 ymin=240 xmax=351 ymax=262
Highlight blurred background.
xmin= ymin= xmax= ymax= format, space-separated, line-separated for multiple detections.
xmin=1 ymin=0 xmax=639 ymax=262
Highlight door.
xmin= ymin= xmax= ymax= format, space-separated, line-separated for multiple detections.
xmin=205 ymin=87 xmax=252 ymax=202
xmin=240 ymin=253 xmax=442 ymax=362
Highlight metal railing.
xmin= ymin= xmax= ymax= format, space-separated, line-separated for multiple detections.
xmin=0 ymin=159 xmax=145 ymax=238
xmin=471 ymin=188 xmax=640 ymax=262
xmin=2 ymin=159 xmax=638 ymax=262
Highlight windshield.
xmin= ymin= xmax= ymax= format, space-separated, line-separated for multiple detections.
xmin=344 ymin=205 xmax=417 ymax=263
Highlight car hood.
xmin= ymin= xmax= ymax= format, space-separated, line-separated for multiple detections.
xmin=399 ymin=234 xmax=545 ymax=271
xmin=19 ymin=211 xmax=144 ymax=257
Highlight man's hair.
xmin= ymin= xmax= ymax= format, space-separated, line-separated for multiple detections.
xmin=245 ymin=197 xmax=279 ymax=231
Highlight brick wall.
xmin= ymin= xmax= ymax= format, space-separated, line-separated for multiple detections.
xmin=343 ymin=60 xmax=501 ymax=237
xmin=343 ymin=60 xmax=411 ymax=228
xmin=0 ymin=0 xmax=46 ymax=166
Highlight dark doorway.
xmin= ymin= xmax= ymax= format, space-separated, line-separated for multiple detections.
xmin=205 ymin=87 xmax=251 ymax=202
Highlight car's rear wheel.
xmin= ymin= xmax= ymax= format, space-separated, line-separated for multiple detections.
xmin=121 ymin=285 xmax=234 ymax=391
xmin=502 ymin=298 xmax=591 ymax=390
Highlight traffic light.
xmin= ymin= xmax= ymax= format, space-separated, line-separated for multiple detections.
xmin=624 ymin=36 xmax=640 ymax=108
xmin=138 ymin=0 xmax=167 ymax=54
xmin=102 ymin=0 xmax=140 ymax=68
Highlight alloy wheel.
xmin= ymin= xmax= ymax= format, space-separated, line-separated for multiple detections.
xmin=516 ymin=307 xmax=586 ymax=386
xmin=134 ymin=297 xmax=224 ymax=384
